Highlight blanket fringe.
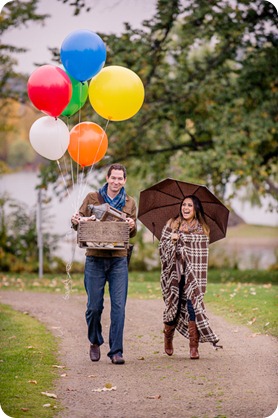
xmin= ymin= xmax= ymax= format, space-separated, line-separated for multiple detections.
xmin=212 ymin=342 xmax=223 ymax=350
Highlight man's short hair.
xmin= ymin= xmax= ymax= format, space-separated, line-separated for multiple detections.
xmin=107 ymin=164 xmax=127 ymax=179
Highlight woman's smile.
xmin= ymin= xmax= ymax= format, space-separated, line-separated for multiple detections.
xmin=181 ymin=198 xmax=195 ymax=222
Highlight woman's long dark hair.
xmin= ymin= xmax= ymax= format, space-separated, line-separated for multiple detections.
xmin=179 ymin=195 xmax=210 ymax=236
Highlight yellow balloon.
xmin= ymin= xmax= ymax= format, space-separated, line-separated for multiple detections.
xmin=89 ymin=66 xmax=145 ymax=121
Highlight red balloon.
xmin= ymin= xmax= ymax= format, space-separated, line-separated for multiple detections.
xmin=27 ymin=65 xmax=72 ymax=117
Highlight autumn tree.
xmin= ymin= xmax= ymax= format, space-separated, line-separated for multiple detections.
xmin=1 ymin=0 xmax=277 ymax=205
xmin=90 ymin=0 xmax=277 ymax=204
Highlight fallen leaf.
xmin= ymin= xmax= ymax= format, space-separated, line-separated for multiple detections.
xmin=104 ymin=383 xmax=113 ymax=389
xmin=263 ymin=283 xmax=272 ymax=289
xmin=52 ymin=365 xmax=65 ymax=369
xmin=28 ymin=380 xmax=37 ymax=384
xmin=247 ymin=317 xmax=256 ymax=325
xmin=92 ymin=386 xmax=117 ymax=392
xmin=41 ymin=392 xmax=57 ymax=399
xmin=137 ymin=356 xmax=145 ymax=360
xmin=21 ymin=408 xmax=29 ymax=412
xmin=250 ymin=333 xmax=261 ymax=338
xmin=146 ymin=395 xmax=161 ymax=399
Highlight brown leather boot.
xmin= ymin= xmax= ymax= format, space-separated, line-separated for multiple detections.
xmin=164 ymin=324 xmax=175 ymax=356
xmin=188 ymin=321 xmax=199 ymax=359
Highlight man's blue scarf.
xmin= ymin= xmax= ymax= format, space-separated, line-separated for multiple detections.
xmin=99 ymin=183 xmax=126 ymax=211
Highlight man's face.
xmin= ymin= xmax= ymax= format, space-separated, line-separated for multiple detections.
xmin=106 ymin=169 xmax=126 ymax=196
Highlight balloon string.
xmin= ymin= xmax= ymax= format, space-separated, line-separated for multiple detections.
xmin=63 ymin=227 xmax=77 ymax=300
xmin=75 ymin=119 xmax=82 ymax=210
xmin=64 ymin=117 xmax=78 ymax=210
xmin=56 ymin=160 xmax=74 ymax=209
xmin=65 ymin=118 xmax=75 ymax=193
xmin=76 ymin=166 xmax=85 ymax=211
xmin=63 ymin=84 xmax=85 ymax=299
xmin=60 ymin=152 xmax=76 ymax=213
xmin=61 ymin=148 xmax=71 ymax=192
xmin=78 ymin=119 xmax=110 ymax=204
xmin=70 ymin=154 xmax=75 ymax=196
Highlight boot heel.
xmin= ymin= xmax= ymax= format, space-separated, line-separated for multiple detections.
xmin=188 ymin=321 xmax=199 ymax=359
xmin=164 ymin=324 xmax=175 ymax=356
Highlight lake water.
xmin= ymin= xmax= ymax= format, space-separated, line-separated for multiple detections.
xmin=0 ymin=171 xmax=277 ymax=269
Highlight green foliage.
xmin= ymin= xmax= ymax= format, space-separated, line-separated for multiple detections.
xmin=82 ymin=0 xmax=277 ymax=203
xmin=0 ymin=194 xmax=60 ymax=272
xmin=1 ymin=0 xmax=277 ymax=205
xmin=7 ymin=139 xmax=35 ymax=168
xmin=57 ymin=0 xmax=91 ymax=15
xmin=129 ymin=228 xmax=160 ymax=272
xmin=0 ymin=0 xmax=49 ymax=102
xmin=0 ymin=304 xmax=61 ymax=417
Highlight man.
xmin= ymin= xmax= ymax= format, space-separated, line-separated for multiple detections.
xmin=71 ymin=164 xmax=137 ymax=365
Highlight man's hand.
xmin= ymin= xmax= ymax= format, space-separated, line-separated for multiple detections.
xmin=126 ymin=217 xmax=135 ymax=230
xmin=71 ymin=212 xmax=81 ymax=225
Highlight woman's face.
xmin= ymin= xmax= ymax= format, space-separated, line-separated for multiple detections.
xmin=181 ymin=198 xmax=195 ymax=222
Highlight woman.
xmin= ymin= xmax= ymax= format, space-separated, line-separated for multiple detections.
xmin=159 ymin=195 xmax=221 ymax=360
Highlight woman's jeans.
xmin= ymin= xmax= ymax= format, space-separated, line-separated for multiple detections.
xmin=84 ymin=256 xmax=128 ymax=358
xmin=165 ymin=274 xmax=195 ymax=326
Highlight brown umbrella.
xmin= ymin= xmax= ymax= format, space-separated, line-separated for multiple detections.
xmin=138 ymin=178 xmax=230 ymax=244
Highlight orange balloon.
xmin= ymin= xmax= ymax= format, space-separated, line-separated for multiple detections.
xmin=68 ymin=122 xmax=108 ymax=166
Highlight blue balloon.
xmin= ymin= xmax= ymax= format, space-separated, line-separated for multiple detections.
xmin=60 ymin=30 xmax=106 ymax=82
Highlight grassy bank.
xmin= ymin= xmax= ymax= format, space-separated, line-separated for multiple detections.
xmin=0 ymin=269 xmax=277 ymax=337
xmin=0 ymin=304 xmax=61 ymax=418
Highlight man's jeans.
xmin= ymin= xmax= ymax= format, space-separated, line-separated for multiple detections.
xmin=84 ymin=256 xmax=128 ymax=358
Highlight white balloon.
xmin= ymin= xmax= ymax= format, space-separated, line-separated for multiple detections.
xmin=29 ymin=116 xmax=70 ymax=160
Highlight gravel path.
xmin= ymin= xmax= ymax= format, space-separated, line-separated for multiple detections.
xmin=0 ymin=291 xmax=277 ymax=418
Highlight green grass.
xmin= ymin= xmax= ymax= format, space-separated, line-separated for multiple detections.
xmin=207 ymin=269 xmax=278 ymax=284
xmin=0 ymin=304 xmax=61 ymax=418
xmin=205 ymin=282 xmax=278 ymax=336
xmin=128 ymin=271 xmax=278 ymax=337
xmin=0 ymin=269 xmax=277 ymax=337
xmin=226 ymin=223 xmax=278 ymax=239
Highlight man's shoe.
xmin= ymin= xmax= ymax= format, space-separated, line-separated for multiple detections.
xmin=90 ymin=344 xmax=100 ymax=362
xmin=111 ymin=353 xmax=125 ymax=365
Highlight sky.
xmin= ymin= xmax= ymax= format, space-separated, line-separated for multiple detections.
xmin=0 ymin=0 xmax=277 ymax=226
xmin=1 ymin=0 xmax=157 ymax=74
xmin=1 ymin=0 xmax=278 ymax=74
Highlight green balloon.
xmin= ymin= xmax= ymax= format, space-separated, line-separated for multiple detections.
xmin=62 ymin=74 xmax=88 ymax=117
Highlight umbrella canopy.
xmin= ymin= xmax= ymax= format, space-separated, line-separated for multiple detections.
xmin=138 ymin=178 xmax=230 ymax=244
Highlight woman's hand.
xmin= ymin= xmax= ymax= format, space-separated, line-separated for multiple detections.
xmin=171 ymin=232 xmax=179 ymax=242
xmin=126 ymin=217 xmax=135 ymax=230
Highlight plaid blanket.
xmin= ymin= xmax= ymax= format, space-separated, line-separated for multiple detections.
xmin=159 ymin=226 xmax=220 ymax=345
